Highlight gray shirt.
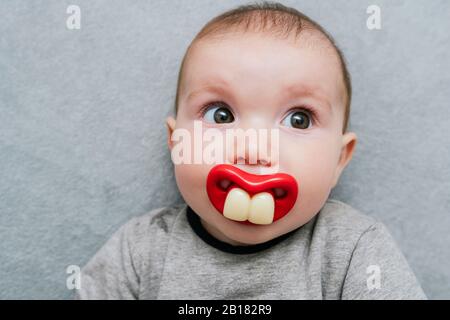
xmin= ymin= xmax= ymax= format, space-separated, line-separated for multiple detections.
xmin=74 ymin=199 xmax=426 ymax=299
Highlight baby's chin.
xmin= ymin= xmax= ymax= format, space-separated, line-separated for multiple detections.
xmin=222 ymin=225 xmax=277 ymax=246
xmin=201 ymin=207 xmax=306 ymax=246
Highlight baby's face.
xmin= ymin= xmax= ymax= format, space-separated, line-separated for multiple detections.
xmin=167 ymin=32 xmax=356 ymax=245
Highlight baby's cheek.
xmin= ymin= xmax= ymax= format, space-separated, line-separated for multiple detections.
xmin=175 ymin=164 xmax=206 ymax=192
xmin=174 ymin=163 xmax=212 ymax=208
xmin=280 ymin=138 xmax=339 ymax=217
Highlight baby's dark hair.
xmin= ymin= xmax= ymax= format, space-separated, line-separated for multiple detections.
xmin=174 ymin=1 xmax=352 ymax=133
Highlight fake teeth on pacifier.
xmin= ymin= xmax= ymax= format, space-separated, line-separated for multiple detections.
xmin=206 ymin=164 xmax=298 ymax=225
xmin=223 ymin=189 xmax=275 ymax=224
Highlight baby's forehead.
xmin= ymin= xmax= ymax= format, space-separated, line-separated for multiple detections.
xmin=181 ymin=31 xmax=344 ymax=100
xmin=185 ymin=30 xmax=342 ymax=83
xmin=191 ymin=28 xmax=337 ymax=57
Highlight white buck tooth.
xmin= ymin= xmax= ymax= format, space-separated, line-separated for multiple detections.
xmin=223 ymin=188 xmax=251 ymax=222
xmin=248 ymin=192 xmax=275 ymax=225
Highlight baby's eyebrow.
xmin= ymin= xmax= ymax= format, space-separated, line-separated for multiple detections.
xmin=283 ymin=83 xmax=332 ymax=111
xmin=186 ymin=84 xmax=229 ymax=102
xmin=185 ymin=81 xmax=332 ymax=111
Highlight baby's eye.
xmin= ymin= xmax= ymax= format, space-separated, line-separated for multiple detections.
xmin=202 ymin=103 xmax=235 ymax=124
xmin=281 ymin=109 xmax=312 ymax=129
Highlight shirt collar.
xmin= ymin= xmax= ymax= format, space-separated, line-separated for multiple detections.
xmin=186 ymin=206 xmax=302 ymax=254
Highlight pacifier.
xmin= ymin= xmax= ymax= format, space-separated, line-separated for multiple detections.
xmin=206 ymin=164 xmax=298 ymax=225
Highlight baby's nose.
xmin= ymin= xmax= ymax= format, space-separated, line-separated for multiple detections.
xmin=224 ymin=131 xmax=279 ymax=171
xmin=235 ymin=154 xmax=271 ymax=166
xmin=231 ymin=153 xmax=279 ymax=175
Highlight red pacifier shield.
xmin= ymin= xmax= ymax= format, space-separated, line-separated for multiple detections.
xmin=206 ymin=164 xmax=298 ymax=224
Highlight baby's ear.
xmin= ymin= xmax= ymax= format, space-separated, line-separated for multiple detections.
xmin=331 ymin=132 xmax=357 ymax=188
xmin=165 ymin=116 xmax=177 ymax=150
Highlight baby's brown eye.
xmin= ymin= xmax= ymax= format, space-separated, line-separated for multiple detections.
xmin=203 ymin=104 xmax=235 ymax=124
xmin=281 ymin=110 xmax=311 ymax=129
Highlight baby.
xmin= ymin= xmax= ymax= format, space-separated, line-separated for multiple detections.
xmin=76 ymin=2 xmax=426 ymax=299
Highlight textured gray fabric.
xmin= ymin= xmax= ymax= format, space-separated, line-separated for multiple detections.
xmin=0 ymin=0 xmax=449 ymax=299
xmin=74 ymin=199 xmax=426 ymax=300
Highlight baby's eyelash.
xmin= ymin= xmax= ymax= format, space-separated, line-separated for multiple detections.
xmin=288 ymin=105 xmax=318 ymax=122
xmin=197 ymin=101 xmax=318 ymax=124
xmin=198 ymin=101 xmax=229 ymax=118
